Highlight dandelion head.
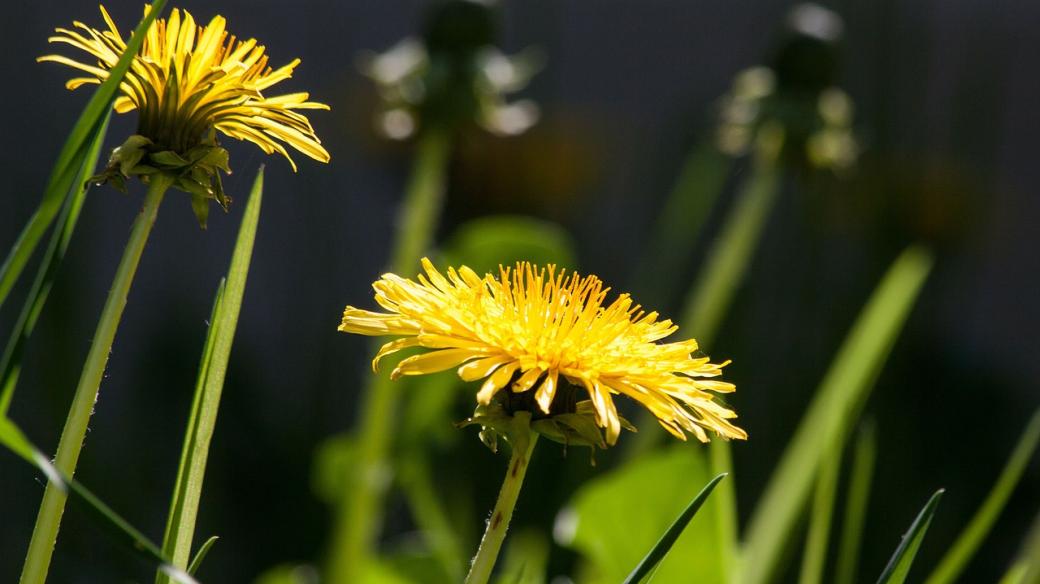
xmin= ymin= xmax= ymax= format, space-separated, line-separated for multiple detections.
xmin=340 ymin=259 xmax=747 ymax=448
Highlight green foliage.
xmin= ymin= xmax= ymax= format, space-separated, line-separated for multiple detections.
xmin=0 ymin=418 xmax=197 ymax=584
xmin=740 ymin=246 xmax=933 ymax=584
xmin=158 ymin=168 xmax=264 ymax=581
xmin=797 ymin=440 xmax=842 ymax=584
xmin=925 ymin=409 xmax=1040 ymax=584
xmin=559 ymin=446 xmax=728 ymax=583
xmin=0 ymin=0 xmax=168 ymax=309
xmin=876 ymin=490 xmax=945 ymax=584
xmin=834 ymin=422 xmax=878 ymax=584
xmin=0 ymin=112 xmax=109 ymax=416
xmin=623 ymin=473 xmax=727 ymax=584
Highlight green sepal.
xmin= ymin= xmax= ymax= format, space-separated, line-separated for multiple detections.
xmin=90 ymin=134 xmax=233 ymax=228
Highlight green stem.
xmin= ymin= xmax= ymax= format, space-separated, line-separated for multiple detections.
xmin=327 ymin=128 xmax=451 ymax=583
xmin=20 ymin=174 xmax=172 ymax=584
xmin=465 ymin=419 xmax=538 ymax=584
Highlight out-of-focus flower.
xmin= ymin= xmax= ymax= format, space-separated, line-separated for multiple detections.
xmin=41 ymin=5 xmax=330 ymax=224
xmin=361 ymin=0 xmax=540 ymax=140
xmin=339 ymin=259 xmax=746 ymax=448
xmin=715 ymin=3 xmax=859 ymax=171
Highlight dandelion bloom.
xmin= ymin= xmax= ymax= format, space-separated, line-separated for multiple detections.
xmin=340 ymin=259 xmax=747 ymax=445
xmin=40 ymin=5 xmax=330 ymax=170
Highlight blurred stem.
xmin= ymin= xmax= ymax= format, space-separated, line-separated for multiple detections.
xmin=328 ymin=128 xmax=451 ymax=583
xmin=631 ymin=141 xmax=732 ymax=306
xmin=21 ymin=173 xmax=172 ymax=584
xmin=627 ymin=129 xmax=783 ymax=460
xmin=466 ymin=414 xmax=538 ymax=584
xmin=798 ymin=438 xmax=842 ymax=584
xmin=400 ymin=457 xmax=466 ymax=580
xmin=710 ymin=439 xmax=738 ymax=582
xmin=835 ymin=421 xmax=877 ymax=584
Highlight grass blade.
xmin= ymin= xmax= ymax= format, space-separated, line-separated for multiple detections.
xmin=834 ymin=421 xmax=878 ymax=584
xmin=0 ymin=0 xmax=168 ymax=308
xmin=740 ymin=246 xmax=933 ymax=584
xmin=925 ymin=408 xmax=1040 ymax=584
xmin=158 ymin=167 xmax=264 ymax=580
xmin=622 ymin=473 xmax=727 ymax=584
xmin=798 ymin=439 xmax=842 ymax=584
xmin=187 ymin=536 xmax=220 ymax=576
xmin=0 ymin=112 xmax=111 ymax=416
xmin=0 ymin=418 xmax=198 ymax=584
xmin=997 ymin=511 xmax=1040 ymax=584
xmin=876 ymin=489 xmax=945 ymax=584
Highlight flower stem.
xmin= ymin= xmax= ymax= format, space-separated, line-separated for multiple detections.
xmin=465 ymin=416 xmax=539 ymax=584
xmin=20 ymin=173 xmax=172 ymax=584
xmin=328 ymin=128 xmax=451 ymax=583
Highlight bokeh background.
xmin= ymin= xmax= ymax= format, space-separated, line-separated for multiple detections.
xmin=1 ymin=0 xmax=1038 ymax=582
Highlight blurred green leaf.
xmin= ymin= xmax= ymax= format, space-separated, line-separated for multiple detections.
xmin=494 ymin=528 xmax=550 ymax=584
xmin=797 ymin=438 xmax=842 ymax=584
xmin=997 ymin=511 xmax=1040 ymax=584
xmin=0 ymin=0 xmax=168 ymax=308
xmin=623 ymin=473 xmax=727 ymax=584
xmin=925 ymin=408 xmax=1040 ymax=584
xmin=188 ymin=536 xmax=219 ymax=576
xmin=835 ymin=421 xmax=878 ymax=584
xmin=0 ymin=112 xmax=110 ymax=416
xmin=158 ymin=167 xmax=264 ymax=581
xmin=312 ymin=432 xmax=359 ymax=505
xmin=876 ymin=489 xmax=944 ymax=584
xmin=254 ymin=564 xmax=321 ymax=584
xmin=559 ymin=445 xmax=726 ymax=583
xmin=441 ymin=214 xmax=577 ymax=273
xmin=0 ymin=418 xmax=197 ymax=583
xmin=740 ymin=245 xmax=933 ymax=584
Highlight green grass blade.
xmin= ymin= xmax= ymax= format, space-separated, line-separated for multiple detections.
xmin=925 ymin=408 xmax=1040 ymax=584
xmin=158 ymin=167 xmax=264 ymax=580
xmin=834 ymin=421 xmax=878 ymax=584
xmin=876 ymin=489 xmax=944 ymax=584
xmin=0 ymin=0 xmax=168 ymax=308
xmin=622 ymin=473 xmax=727 ymax=584
xmin=740 ymin=246 xmax=933 ymax=584
xmin=798 ymin=439 xmax=842 ymax=584
xmin=998 ymin=511 xmax=1040 ymax=584
xmin=188 ymin=536 xmax=220 ymax=576
xmin=0 ymin=418 xmax=198 ymax=584
xmin=0 ymin=112 xmax=111 ymax=416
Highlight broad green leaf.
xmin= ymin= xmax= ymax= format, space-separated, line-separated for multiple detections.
xmin=740 ymin=246 xmax=933 ymax=584
xmin=835 ymin=421 xmax=878 ymax=584
xmin=188 ymin=536 xmax=219 ymax=576
xmin=876 ymin=490 xmax=944 ymax=584
xmin=0 ymin=417 xmax=197 ymax=584
xmin=797 ymin=439 xmax=842 ymax=584
xmin=158 ymin=167 xmax=264 ymax=581
xmin=0 ymin=0 xmax=168 ymax=308
xmin=623 ymin=473 xmax=727 ymax=584
xmin=925 ymin=408 xmax=1040 ymax=584
xmin=0 ymin=112 xmax=111 ymax=417
xmin=558 ymin=446 xmax=726 ymax=583
xmin=440 ymin=214 xmax=577 ymax=273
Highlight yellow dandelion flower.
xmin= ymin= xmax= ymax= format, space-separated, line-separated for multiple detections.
xmin=40 ymin=4 xmax=330 ymax=170
xmin=339 ymin=258 xmax=747 ymax=446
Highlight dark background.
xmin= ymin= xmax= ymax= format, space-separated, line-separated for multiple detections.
xmin=1 ymin=1 xmax=1038 ymax=582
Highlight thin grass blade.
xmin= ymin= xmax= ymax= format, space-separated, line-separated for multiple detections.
xmin=187 ymin=536 xmax=220 ymax=576
xmin=997 ymin=511 xmax=1040 ymax=584
xmin=0 ymin=112 xmax=111 ymax=416
xmin=740 ymin=246 xmax=933 ymax=584
xmin=925 ymin=408 xmax=1040 ymax=584
xmin=0 ymin=0 xmax=168 ymax=308
xmin=876 ymin=489 xmax=944 ymax=584
xmin=0 ymin=417 xmax=198 ymax=584
xmin=798 ymin=438 xmax=842 ymax=584
xmin=158 ymin=167 xmax=264 ymax=580
xmin=622 ymin=473 xmax=727 ymax=584
xmin=835 ymin=421 xmax=878 ymax=584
